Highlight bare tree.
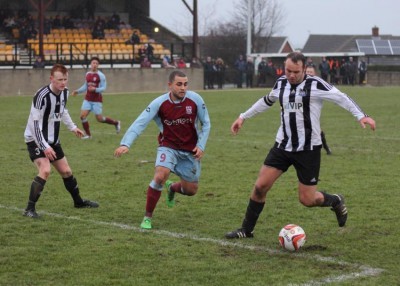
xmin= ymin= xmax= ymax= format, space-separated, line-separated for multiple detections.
xmin=200 ymin=0 xmax=284 ymax=64
xmin=232 ymin=0 xmax=284 ymax=53
xmin=202 ymin=22 xmax=246 ymax=65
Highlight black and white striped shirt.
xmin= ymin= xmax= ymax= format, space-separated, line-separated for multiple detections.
xmin=24 ymin=85 xmax=77 ymax=150
xmin=240 ymin=75 xmax=368 ymax=152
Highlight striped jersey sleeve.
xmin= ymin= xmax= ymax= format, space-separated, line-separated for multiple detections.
xmin=239 ymin=75 xmax=369 ymax=152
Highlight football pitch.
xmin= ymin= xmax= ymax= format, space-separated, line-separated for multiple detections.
xmin=0 ymin=86 xmax=399 ymax=285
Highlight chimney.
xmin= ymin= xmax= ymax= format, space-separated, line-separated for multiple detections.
xmin=372 ymin=26 xmax=379 ymax=37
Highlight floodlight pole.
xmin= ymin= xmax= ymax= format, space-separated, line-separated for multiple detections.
xmin=246 ymin=0 xmax=252 ymax=57
xmin=28 ymin=0 xmax=54 ymax=58
xmin=181 ymin=0 xmax=199 ymax=60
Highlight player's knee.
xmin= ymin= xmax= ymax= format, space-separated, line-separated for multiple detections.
xmin=96 ymin=116 xmax=105 ymax=122
xmin=179 ymin=181 xmax=198 ymax=196
xmin=184 ymin=186 xmax=198 ymax=196
xmin=298 ymin=195 xmax=317 ymax=207
xmin=253 ymin=185 xmax=268 ymax=200
xmin=153 ymin=175 xmax=167 ymax=187
xmin=60 ymin=169 xmax=73 ymax=178
xmin=40 ymin=168 xmax=51 ymax=180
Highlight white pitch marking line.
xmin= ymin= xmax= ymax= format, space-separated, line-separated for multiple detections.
xmin=1 ymin=204 xmax=384 ymax=284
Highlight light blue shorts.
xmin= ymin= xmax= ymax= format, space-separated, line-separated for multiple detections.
xmin=156 ymin=146 xmax=201 ymax=182
xmin=81 ymin=100 xmax=103 ymax=115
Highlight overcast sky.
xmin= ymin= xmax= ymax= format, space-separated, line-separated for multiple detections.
xmin=150 ymin=0 xmax=399 ymax=49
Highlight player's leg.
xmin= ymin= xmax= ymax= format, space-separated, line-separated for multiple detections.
xmin=80 ymin=102 xmax=91 ymax=138
xmin=226 ymin=165 xmax=282 ymax=239
xmin=24 ymin=159 xmax=51 ymax=218
xmin=225 ymin=146 xmax=287 ymax=239
xmin=93 ymin=102 xmax=121 ymax=134
xmin=165 ymin=150 xmax=201 ymax=208
xmin=141 ymin=165 xmax=171 ymax=229
xmin=23 ymin=143 xmax=52 ymax=218
xmin=52 ymin=147 xmax=98 ymax=208
xmin=295 ymin=149 xmax=347 ymax=227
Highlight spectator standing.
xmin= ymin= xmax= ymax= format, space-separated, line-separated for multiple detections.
xmin=347 ymin=57 xmax=358 ymax=86
xmin=339 ymin=59 xmax=349 ymax=85
xmin=266 ymin=59 xmax=277 ymax=82
xmin=246 ymin=57 xmax=255 ymax=88
xmin=275 ymin=65 xmax=284 ymax=78
xmin=71 ymin=57 xmax=121 ymax=139
xmin=214 ymin=58 xmax=225 ymax=89
xmin=114 ymin=71 xmax=211 ymax=230
xmin=23 ymin=64 xmax=99 ymax=218
xmin=257 ymin=59 xmax=267 ymax=86
xmin=318 ymin=57 xmax=330 ymax=81
xmin=203 ymin=56 xmax=215 ymax=89
xmin=358 ymin=58 xmax=367 ymax=85
xmin=234 ymin=55 xmax=246 ymax=88
xmin=329 ymin=58 xmax=339 ymax=84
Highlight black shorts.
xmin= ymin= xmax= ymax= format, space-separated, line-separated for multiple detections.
xmin=27 ymin=141 xmax=65 ymax=162
xmin=264 ymin=145 xmax=321 ymax=186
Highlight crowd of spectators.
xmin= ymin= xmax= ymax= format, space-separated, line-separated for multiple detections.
xmin=0 ymin=7 xmax=38 ymax=47
xmin=0 ymin=5 xmax=131 ymax=47
xmin=202 ymin=56 xmax=226 ymax=89
xmin=307 ymin=56 xmax=365 ymax=86
xmin=0 ymin=5 xmax=186 ymax=69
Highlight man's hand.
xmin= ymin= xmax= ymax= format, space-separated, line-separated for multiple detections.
xmin=231 ymin=117 xmax=245 ymax=135
xmin=72 ymin=128 xmax=84 ymax=138
xmin=192 ymin=146 xmax=204 ymax=160
xmin=44 ymin=147 xmax=57 ymax=161
xmin=114 ymin=146 xmax=130 ymax=157
xmin=359 ymin=116 xmax=376 ymax=131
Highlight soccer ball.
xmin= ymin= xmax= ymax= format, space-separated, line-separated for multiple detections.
xmin=278 ymin=224 xmax=306 ymax=251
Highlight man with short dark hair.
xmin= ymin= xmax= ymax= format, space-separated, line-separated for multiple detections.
xmin=225 ymin=52 xmax=376 ymax=239
xmin=114 ymin=71 xmax=211 ymax=230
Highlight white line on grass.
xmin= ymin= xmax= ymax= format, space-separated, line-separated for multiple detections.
xmin=1 ymin=204 xmax=384 ymax=285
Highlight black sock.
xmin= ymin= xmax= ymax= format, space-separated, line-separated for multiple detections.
xmin=27 ymin=176 xmax=46 ymax=211
xmin=241 ymin=199 xmax=265 ymax=232
xmin=320 ymin=191 xmax=340 ymax=207
xmin=63 ymin=176 xmax=83 ymax=205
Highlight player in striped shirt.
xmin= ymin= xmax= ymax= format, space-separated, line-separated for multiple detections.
xmin=114 ymin=71 xmax=211 ymax=229
xmin=72 ymin=57 xmax=121 ymax=139
xmin=23 ymin=64 xmax=99 ymax=218
xmin=225 ymin=52 xmax=376 ymax=239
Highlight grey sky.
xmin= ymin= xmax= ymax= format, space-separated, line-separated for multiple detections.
xmin=150 ymin=0 xmax=399 ymax=49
